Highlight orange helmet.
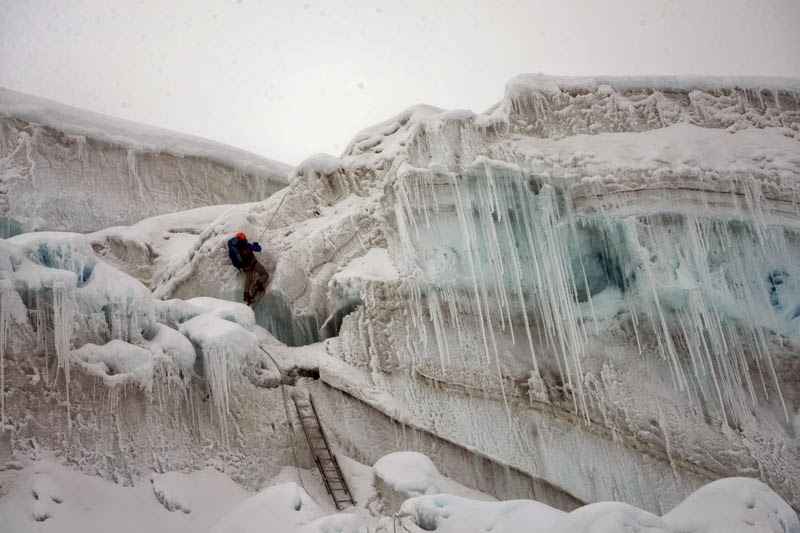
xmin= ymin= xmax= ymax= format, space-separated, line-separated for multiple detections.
xmin=236 ymin=232 xmax=246 ymax=240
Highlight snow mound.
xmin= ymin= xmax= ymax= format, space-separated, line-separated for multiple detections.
xmin=662 ymin=477 xmax=800 ymax=533
xmin=294 ymin=153 xmax=343 ymax=178
xmin=210 ymin=482 xmax=325 ymax=533
xmin=398 ymin=477 xmax=798 ymax=533
xmin=0 ymin=461 xmax=250 ymax=532
xmin=149 ymin=468 xmax=250 ymax=516
xmin=372 ymin=452 xmax=441 ymax=500
xmin=398 ymin=493 xmax=565 ymax=533
xmin=72 ymin=339 xmax=158 ymax=389
xmin=31 ymin=471 xmax=64 ymax=522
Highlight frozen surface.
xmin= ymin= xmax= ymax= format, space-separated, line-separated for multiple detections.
xmin=0 ymin=87 xmax=291 ymax=235
xmin=0 ymin=455 xmax=795 ymax=533
xmin=0 ymin=460 xmax=251 ymax=533
xmin=662 ymin=477 xmax=800 ymax=533
xmin=396 ymin=476 xmax=798 ymax=533
xmin=0 ymin=87 xmax=291 ymax=182
xmin=1 ymin=73 xmax=800 ymax=531
xmin=373 ymin=451 xmax=443 ymax=498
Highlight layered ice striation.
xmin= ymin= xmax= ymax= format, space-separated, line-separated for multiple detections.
xmin=0 ymin=87 xmax=292 ymax=235
xmin=396 ymin=160 xmax=800 ymax=425
xmin=305 ymin=76 xmax=800 ymax=511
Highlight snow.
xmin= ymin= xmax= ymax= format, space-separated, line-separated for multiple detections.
xmin=72 ymin=339 xmax=157 ymax=389
xmin=505 ymin=73 xmax=800 ymax=98
xmin=662 ymin=477 xmax=800 ymax=533
xmin=294 ymin=153 xmax=345 ymax=181
xmin=0 ymin=460 xmax=250 ymax=533
xmin=373 ymin=451 xmax=442 ymax=497
xmin=1 ymin=456 xmax=796 ymax=533
xmin=398 ymin=493 xmax=566 ymax=533
xmin=0 ymin=89 xmax=291 ymax=235
xmin=396 ymin=476 xmax=799 ymax=533
xmin=0 ymin=87 xmax=292 ymax=182
xmin=209 ymin=482 xmax=355 ymax=533
xmin=1 ymin=73 xmax=800 ymax=531
xmin=335 ymin=248 xmax=400 ymax=283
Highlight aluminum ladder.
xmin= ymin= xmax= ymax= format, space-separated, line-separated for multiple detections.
xmin=291 ymin=390 xmax=355 ymax=510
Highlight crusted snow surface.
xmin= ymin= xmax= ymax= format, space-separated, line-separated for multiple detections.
xmin=0 ymin=87 xmax=291 ymax=235
xmin=373 ymin=452 xmax=442 ymax=499
xmin=1 ymin=453 xmax=796 ymax=533
xmin=396 ymin=476 xmax=798 ymax=533
xmin=0 ymin=460 xmax=250 ymax=532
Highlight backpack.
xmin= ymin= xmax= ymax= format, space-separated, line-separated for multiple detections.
xmin=227 ymin=236 xmax=253 ymax=268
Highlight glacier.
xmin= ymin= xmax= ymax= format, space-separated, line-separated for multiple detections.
xmin=0 ymin=87 xmax=292 ymax=236
xmin=0 ymin=74 xmax=799 ymax=531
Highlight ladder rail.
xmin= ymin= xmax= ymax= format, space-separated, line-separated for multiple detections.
xmin=308 ymin=395 xmax=355 ymax=506
xmin=293 ymin=399 xmax=338 ymax=502
xmin=292 ymin=393 xmax=355 ymax=509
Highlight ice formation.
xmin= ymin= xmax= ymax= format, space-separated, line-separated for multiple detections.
xmin=0 ymin=87 xmax=291 ymax=235
xmin=1 ymin=75 xmax=799 ymax=529
xmin=223 ymin=75 xmax=799 ymax=512
xmin=0 ymin=228 xmax=285 ymax=487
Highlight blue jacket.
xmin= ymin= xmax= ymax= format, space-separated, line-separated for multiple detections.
xmin=228 ymin=237 xmax=262 ymax=268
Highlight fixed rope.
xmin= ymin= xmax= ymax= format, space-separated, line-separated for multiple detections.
xmin=256 ymin=189 xmax=291 ymax=243
xmin=257 ymin=344 xmax=306 ymax=492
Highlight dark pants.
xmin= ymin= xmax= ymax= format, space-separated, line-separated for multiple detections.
xmin=242 ymin=260 xmax=269 ymax=296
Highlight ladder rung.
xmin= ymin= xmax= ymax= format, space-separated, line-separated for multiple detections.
xmin=293 ymin=393 xmax=354 ymax=509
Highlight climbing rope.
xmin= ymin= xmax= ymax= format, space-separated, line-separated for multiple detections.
xmin=257 ymin=344 xmax=306 ymax=492
xmin=256 ymin=188 xmax=291 ymax=243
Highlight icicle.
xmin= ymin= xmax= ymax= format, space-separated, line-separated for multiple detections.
xmin=52 ymin=281 xmax=74 ymax=433
xmin=0 ymin=282 xmax=9 ymax=427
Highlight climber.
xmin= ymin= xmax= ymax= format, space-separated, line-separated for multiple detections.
xmin=227 ymin=232 xmax=269 ymax=306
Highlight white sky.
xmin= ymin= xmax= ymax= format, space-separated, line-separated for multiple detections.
xmin=1 ymin=0 xmax=799 ymax=166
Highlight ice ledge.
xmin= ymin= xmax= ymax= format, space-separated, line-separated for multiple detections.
xmin=0 ymin=87 xmax=293 ymax=182
xmin=505 ymin=73 xmax=800 ymax=97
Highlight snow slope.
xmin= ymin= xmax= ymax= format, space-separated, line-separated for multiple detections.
xmin=0 ymin=454 xmax=796 ymax=533
xmin=1 ymin=74 xmax=799 ymax=531
xmin=0 ymin=87 xmax=292 ymax=235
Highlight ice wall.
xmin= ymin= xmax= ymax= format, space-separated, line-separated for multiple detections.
xmin=8 ymin=75 xmax=796 ymax=514
xmin=226 ymin=76 xmax=800 ymax=512
xmin=0 ymin=87 xmax=292 ymax=235
xmin=0 ymin=232 xmax=304 ymax=489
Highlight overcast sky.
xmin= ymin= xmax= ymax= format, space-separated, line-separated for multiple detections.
xmin=1 ymin=0 xmax=799 ymax=165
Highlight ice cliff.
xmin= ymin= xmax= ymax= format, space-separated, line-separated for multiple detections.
xmin=1 ymin=75 xmax=799 ymax=519
xmin=218 ymin=75 xmax=799 ymax=512
xmin=0 ymin=87 xmax=291 ymax=236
